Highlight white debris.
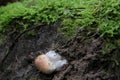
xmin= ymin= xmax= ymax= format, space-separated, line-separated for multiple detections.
xmin=45 ymin=51 xmax=67 ymax=71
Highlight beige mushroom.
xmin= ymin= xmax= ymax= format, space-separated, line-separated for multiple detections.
xmin=34 ymin=54 xmax=55 ymax=74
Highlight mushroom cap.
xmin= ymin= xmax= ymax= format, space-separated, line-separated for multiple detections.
xmin=45 ymin=51 xmax=62 ymax=62
xmin=34 ymin=54 xmax=55 ymax=74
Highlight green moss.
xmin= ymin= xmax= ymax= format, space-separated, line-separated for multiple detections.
xmin=0 ymin=0 xmax=120 ymax=37
xmin=102 ymin=38 xmax=120 ymax=67
xmin=60 ymin=19 xmax=78 ymax=37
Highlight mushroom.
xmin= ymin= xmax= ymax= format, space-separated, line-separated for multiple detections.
xmin=34 ymin=54 xmax=55 ymax=74
xmin=34 ymin=51 xmax=68 ymax=74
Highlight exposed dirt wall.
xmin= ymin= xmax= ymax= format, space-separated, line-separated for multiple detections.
xmin=0 ymin=23 xmax=119 ymax=80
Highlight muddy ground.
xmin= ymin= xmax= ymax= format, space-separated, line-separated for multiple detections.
xmin=0 ymin=22 xmax=120 ymax=80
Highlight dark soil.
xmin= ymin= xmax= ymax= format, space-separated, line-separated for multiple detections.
xmin=0 ymin=23 xmax=119 ymax=80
